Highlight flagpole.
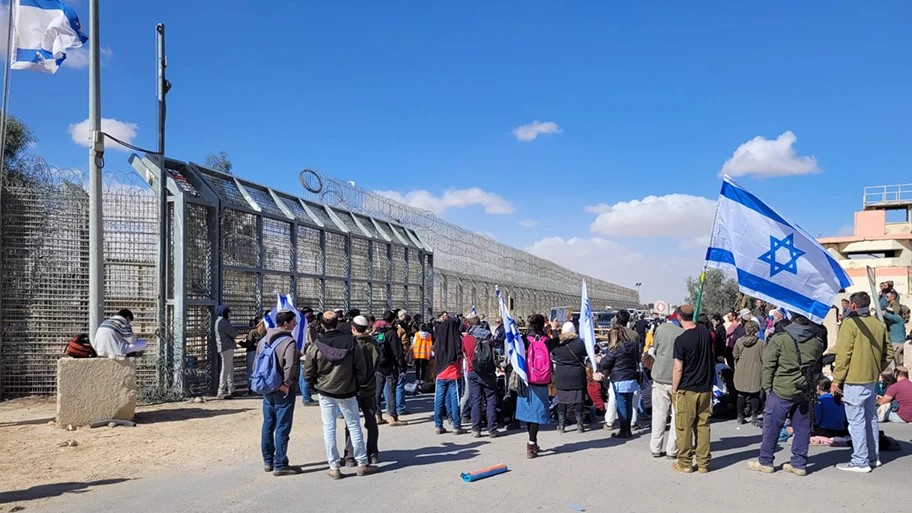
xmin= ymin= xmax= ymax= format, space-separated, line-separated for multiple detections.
xmin=694 ymin=185 xmax=724 ymax=319
xmin=88 ymin=0 xmax=104 ymax=339
xmin=0 ymin=0 xmax=14 ymax=362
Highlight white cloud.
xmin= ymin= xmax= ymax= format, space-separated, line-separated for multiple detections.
xmin=587 ymin=194 xmax=715 ymax=239
xmin=512 ymin=120 xmax=562 ymax=142
xmin=679 ymin=234 xmax=711 ymax=250
xmin=519 ymin=219 xmax=537 ymax=228
xmin=62 ymin=46 xmax=114 ymax=69
xmin=375 ymin=187 xmax=514 ymax=216
xmin=68 ymin=117 xmax=139 ymax=152
xmin=526 ymin=236 xmax=701 ymax=304
xmin=720 ymin=131 xmax=820 ymax=178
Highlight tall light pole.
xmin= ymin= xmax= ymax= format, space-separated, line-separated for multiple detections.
xmin=88 ymin=0 xmax=104 ymax=339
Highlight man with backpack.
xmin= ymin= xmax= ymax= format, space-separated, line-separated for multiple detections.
xmin=463 ymin=313 xmax=500 ymax=439
xmin=303 ymin=311 xmax=379 ymax=479
xmin=747 ymin=314 xmax=824 ymax=477
xmin=833 ymin=291 xmax=894 ymax=473
xmin=373 ymin=311 xmax=408 ymax=427
xmin=253 ymin=310 xmax=301 ymax=477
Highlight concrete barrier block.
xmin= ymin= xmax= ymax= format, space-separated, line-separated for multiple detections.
xmin=56 ymin=358 xmax=137 ymax=427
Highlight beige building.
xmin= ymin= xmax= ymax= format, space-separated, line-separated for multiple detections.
xmin=818 ymin=184 xmax=912 ymax=300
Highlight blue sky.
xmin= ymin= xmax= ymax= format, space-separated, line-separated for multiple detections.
xmin=5 ymin=0 xmax=911 ymax=302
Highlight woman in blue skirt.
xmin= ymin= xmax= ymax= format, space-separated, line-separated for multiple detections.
xmin=516 ymin=314 xmax=556 ymax=459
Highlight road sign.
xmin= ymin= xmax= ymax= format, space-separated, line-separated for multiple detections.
xmin=654 ymin=301 xmax=668 ymax=315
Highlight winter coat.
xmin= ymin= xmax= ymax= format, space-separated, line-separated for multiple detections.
xmin=354 ymin=333 xmax=380 ymax=398
xmin=762 ymin=324 xmax=824 ymax=401
xmin=303 ymin=329 xmax=367 ymax=399
xmin=833 ymin=314 xmax=894 ymax=385
xmin=733 ymin=322 xmax=763 ymax=394
xmin=214 ymin=306 xmax=238 ymax=353
xmin=884 ymin=310 xmax=906 ymax=344
xmin=551 ymin=333 xmax=589 ymax=391
xmin=256 ymin=329 xmax=300 ymax=391
xmin=599 ymin=339 xmax=640 ymax=383
xmin=375 ymin=322 xmax=406 ymax=375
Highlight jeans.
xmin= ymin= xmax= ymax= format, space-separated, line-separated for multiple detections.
xmin=674 ymin=390 xmax=712 ymax=469
xmin=759 ymin=393 xmax=810 ymax=469
xmin=468 ymin=371 xmax=497 ymax=432
xmin=844 ymin=383 xmax=879 ymax=467
xmin=434 ymin=379 xmax=461 ymax=429
xmin=262 ymin=389 xmax=296 ymax=470
xmin=298 ymin=364 xmax=313 ymax=403
xmin=319 ymin=395 xmax=367 ymax=469
xmin=218 ymin=349 xmax=235 ymax=395
xmin=605 ymin=382 xmax=638 ymax=427
xmin=650 ymin=382 xmax=677 ymax=456
xmin=396 ymin=373 xmax=407 ymax=414
xmin=376 ymin=373 xmax=400 ymax=419
xmin=245 ymin=351 xmax=256 ymax=390
xmin=345 ymin=395 xmax=379 ymax=460
xmin=615 ymin=390 xmax=634 ymax=432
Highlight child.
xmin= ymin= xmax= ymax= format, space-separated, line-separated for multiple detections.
xmin=813 ymin=377 xmax=848 ymax=437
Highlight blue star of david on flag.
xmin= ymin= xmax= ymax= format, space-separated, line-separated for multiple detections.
xmin=757 ymin=233 xmax=805 ymax=277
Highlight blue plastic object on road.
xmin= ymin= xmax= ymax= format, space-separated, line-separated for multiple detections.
xmin=460 ymin=464 xmax=508 ymax=482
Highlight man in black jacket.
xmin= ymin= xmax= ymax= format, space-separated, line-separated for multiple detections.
xmin=374 ymin=310 xmax=408 ymax=427
xmin=343 ymin=315 xmax=381 ymax=467
xmin=303 ymin=311 xmax=378 ymax=479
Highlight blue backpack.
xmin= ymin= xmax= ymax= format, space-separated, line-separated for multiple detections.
xmin=250 ymin=336 xmax=288 ymax=395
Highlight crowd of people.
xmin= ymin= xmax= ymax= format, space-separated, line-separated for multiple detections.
xmin=185 ymin=286 xmax=911 ymax=480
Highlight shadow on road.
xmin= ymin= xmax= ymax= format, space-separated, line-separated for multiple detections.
xmin=380 ymin=441 xmax=487 ymax=471
xmin=136 ymin=408 xmax=247 ymax=424
xmin=0 ymin=416 xmax=55 ymax=428
xmin=0 ymin=478 xmax=131 ymax=505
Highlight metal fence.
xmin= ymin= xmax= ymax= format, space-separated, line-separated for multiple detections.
xmin=0 ymin=154 xmax=639 ymax=399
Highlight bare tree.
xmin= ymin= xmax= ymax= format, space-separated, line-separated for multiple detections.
xmin=204 ymin=151 xmax=232 ymax=175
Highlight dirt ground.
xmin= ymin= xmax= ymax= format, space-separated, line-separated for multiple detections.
xmin=0 ymin=395 xmax=296 ymax=510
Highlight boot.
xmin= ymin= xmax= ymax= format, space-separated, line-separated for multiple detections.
xmin=526 ymin=443 xmax=537 ymax=459
xmin=557 ymin=412 xmax=566 ymax=434
xmin=737 ymin=415 xmax=746 ymax=425
xmin=751 ymin=414 xmax=762 ymax=427
xmin=577 ymin=415 xmax=586 ymax=433
xmin=376 ymin=413 xmax=388 ymax=425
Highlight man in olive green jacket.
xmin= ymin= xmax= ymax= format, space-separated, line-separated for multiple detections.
xmin=832 ymin=292 xmax=894 ymax=473
xmin=748 ymin=315 xmax=823 ymax=477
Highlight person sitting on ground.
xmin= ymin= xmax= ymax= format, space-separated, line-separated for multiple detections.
xmin=878 ymin=366 xmax=912 ymax=424
xmin=812 ymin=377 xmax=848 ymax=437
xmin=92 ymin=309 xmax=147 ymax=359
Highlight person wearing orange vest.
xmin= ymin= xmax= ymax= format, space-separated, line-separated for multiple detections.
xmin=412 ymin=323 xmax=433 ymax=385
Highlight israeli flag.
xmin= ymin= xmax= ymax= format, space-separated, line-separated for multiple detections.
xmin=263 ymin=294 xmax=278 ymax=330
xmin=496 ymin=288 xmax=528 ymax=385
xmin=10 ymin=0 xmax=88 ymax=74
xmin=277 ymin=294 xmax=307 ymax=352
xmin=579 ymin=280 xmax=599 ymax=373
xmin=706 ymin=176 xmax=851 ymax=323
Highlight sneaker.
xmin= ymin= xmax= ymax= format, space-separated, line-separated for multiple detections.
xmin=747 ymin=460 xmax=774 ymax=474
xmin=343 ymin=459 xmax=358 ymax=468
xmin=782 ymin=463 xmax=806 ymax=477
xmin=398 ymin=409 xmax=412 ymax=416
xmin=302 ymin=400 xmax=317 ymax=407
xmin=836 ymin=462 xmax=872 ymax=473
xmin=697 ymin=467 xmax=709 ymax=474
xmin=369 ymin=454 xmax=380 ymax=465
xmin=488 ymin=429 xmax=501 ymax=439
xmin=273 ymin=467 xmax=302 ymax=477
xmin=671 ymin=462 xmax=694 ymax=474
xmin=652 ymin=452 xmax=666 ymax=459
xmin=357 ymin=465 xmax=379 ymax=476
xmin=327 ymin=468 xmax=342 ymax=480
xmin=472 ymin=431 xmax=482 ymax=438
xmin=376 ymin=415 xmax=388 ymax=426
xmin=666 ymin=453 xmax=678 ymax=461
xmin=435 ymin=427 xmax=448 ymax=435
xmin=264 ymin=463 xmax=274 ymax=472
xmin=389 ymin=419 xmax=409 ymax=427
xmin=603 ymin=423 xmax=617 ymax=431
xmin=453 ymin=428 xmax=469 ymax=435
xmin=870 ymin=459 xmax=882 ymax=468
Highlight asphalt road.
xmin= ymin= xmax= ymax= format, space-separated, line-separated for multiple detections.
xmin=22 ymin=394 xmax=912 ymax=513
